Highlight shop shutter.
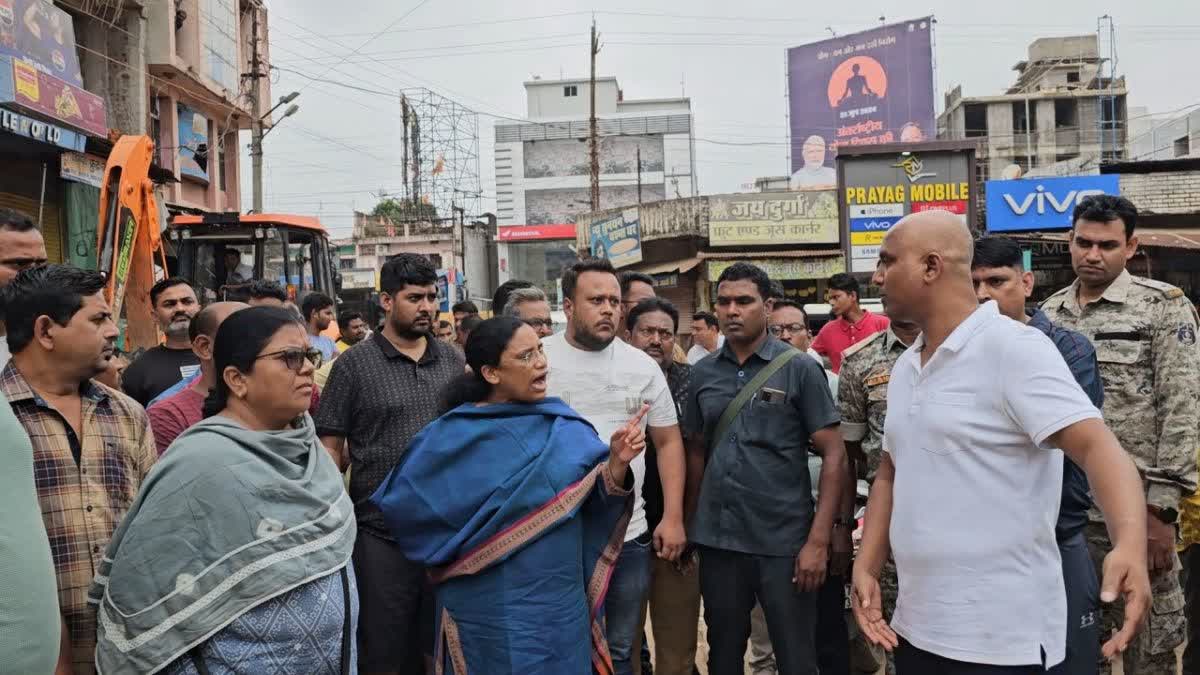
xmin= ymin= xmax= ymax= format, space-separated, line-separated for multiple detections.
xmin=0 ymin=191 xmax=63 ymax=264
xmin=658 ymin=274 xmax=696 ymax=337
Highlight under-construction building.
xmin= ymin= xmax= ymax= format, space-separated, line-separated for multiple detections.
xmin=937 ymin=33 xmax=1127 ymax=181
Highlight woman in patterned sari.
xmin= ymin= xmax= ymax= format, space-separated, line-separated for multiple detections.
xmin=372 ymin=316 xmax=647 ymax=674
xmin=89 ymin=307 xmax=357 ymax=674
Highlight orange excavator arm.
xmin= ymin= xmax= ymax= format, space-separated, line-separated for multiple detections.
xmin=96 ymin=135 xmax=168 ymax=352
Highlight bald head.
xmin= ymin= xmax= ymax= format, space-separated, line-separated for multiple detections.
xmin=874 ymin=211 xmax=978 ymax=325
xmin=189 ymin=301 xmax=248 ymax=343
xmin=887 ymin=210 xmax=974 ymax=271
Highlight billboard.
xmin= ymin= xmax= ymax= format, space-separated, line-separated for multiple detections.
xmin=588 ymin=207 xmax=643 ymax=268
xmin=708 ymin=191 xmax=839 ymax=247
xmin=985 ymin=175 xmax=1120 ymax=232
xmin=6 ymin=57 xmax=106 ymax=136
xmin=177 ymin=103 xmax=210 ymax=183
xmin=787 ymin=17 xmax=935 ymax=189
xmin=0 ymin=0 xmax=84 ymax=87
xmin=839 ymin=144 xmax=976 ymax=273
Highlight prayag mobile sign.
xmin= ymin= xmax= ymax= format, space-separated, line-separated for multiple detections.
xmin=837 ymin=141 xmax=977 ymax=273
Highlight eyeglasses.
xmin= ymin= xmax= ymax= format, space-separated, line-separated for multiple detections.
xmin=634 ymin=326 xmax=675 ymax=341
xmin=512 ymin=346 xmax=545 ymax=365
xmin=522 ymin=318 xmax=553 ymax=329
xmin=769 ymin=323 xmax=808 ymax=336
xmin=255 ymin=347 xmax=323 ymax=372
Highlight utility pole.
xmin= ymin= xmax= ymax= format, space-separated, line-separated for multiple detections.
xmin=636 ymin=146 xmax=642 ymax=204
xmin=400 ymin=94 xmax=409 ymax=203
xmin=249 ymin=9 xmax=263 ymax=212
xmin=589 ymin=19 xmax=600 ymax=211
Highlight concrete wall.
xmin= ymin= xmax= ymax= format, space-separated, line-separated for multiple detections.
xmin=526 ymin=79 xmax=620 ymax=119
xmin=523 ymin=136 xmax=664 ymax=178
xmin=1129 ymin=109 xmax=1199 ymax=161
xmin=1120 ymin=171 xmax=1200 ymax=215
xmin=525 ymin=185 xmax=665 ymax=225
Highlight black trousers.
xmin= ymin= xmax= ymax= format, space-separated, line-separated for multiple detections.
xmin=1047 ymin=532 xmax=1100 ymax=675
xmin=352 ymin=529 xmax=434 ymax=673
xmin=815 ymin=574 xmax=850 ymax=675
xmin=1184 ymin=544 xmax=1200 ymax=675
xmin=896 ymin=638 xmax=1043 ymax=675
xmin=698 ymin=546 xmax=817 ymax=675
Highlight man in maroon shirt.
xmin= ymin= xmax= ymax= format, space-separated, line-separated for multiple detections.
xmin=811 ymin=273 xmax=890 ymax=373
xmin=147 ymin=302 xmax=246 ymax=454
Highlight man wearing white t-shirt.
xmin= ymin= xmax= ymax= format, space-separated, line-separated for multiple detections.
xmin=853 ymin=211 xmax=1151 ymax=674
xmin=543 ymin=258 xmax=687 ymax=675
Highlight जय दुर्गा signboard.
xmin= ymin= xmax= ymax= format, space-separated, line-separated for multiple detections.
xmin=707 ymin=255 xmax=845 ymax=281
xmin=708 ymin=191 xmax=839 ymax=247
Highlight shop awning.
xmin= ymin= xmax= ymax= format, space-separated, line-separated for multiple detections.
xmin=1133 ymin=228 xmax=1200 ymax=250
xmin=630 ymin=256 xmax=703 ymax=275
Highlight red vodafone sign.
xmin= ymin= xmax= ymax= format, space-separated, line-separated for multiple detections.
xmin=496 ymin=224 xmax=577 ymax=241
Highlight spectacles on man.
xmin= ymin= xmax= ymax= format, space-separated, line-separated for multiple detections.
xmin=769 ymin=323 xmax=808 ymax=337
xmin=255 ymin=347 xmax=323 ymax=372
xmin=634 ymin=326 xmax=674 ymax=341
xmin=522 ymin=318 xmax=553 ymax=330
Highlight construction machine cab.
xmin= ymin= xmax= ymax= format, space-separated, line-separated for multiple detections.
xmin=167 ymin=212 xmax=341 ymax=305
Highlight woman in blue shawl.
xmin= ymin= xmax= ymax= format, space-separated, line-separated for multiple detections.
xmin=372 ymin=316 xmax=647 ymax=674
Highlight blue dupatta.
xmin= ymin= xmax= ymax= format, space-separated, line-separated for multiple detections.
xmin=371 ymin=397 xmax=632 ymax=674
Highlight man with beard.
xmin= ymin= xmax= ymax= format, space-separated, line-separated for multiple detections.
xmin=626 ymin=297 xmax=701 ymax=675
xmin=1 ymin=265 xmax=157 ymax=674
xmin=120 ymin=278 xmax=201 ymax=406
xmin=317 ymin=253 xmax=465 ymax=675
xmin=543 ymin=258 xmax=687 ymax=675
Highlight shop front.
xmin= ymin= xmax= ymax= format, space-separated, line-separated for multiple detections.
xmin=705 ymin=253 xmax=846 ymax=306
xmin=0 ymin=3 xmax=108 ymax=265
xmin=497 ymin=223 xmax=579 ymax=308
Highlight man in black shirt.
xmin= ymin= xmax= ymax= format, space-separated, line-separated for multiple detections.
xmin=121 ymin=278 xmax=200 ymax=407
xmin=316 ymin=253 xmax=465 ymax=675
xmin=627 ymin=297 xmax=701 ymax=675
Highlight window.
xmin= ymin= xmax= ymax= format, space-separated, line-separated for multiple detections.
xmin=964 ymin=104 xmax=988 ymax=138
xmin=1175 ymin=136 xmax=1191 ymax=158
xmin=202 ymin=0 xmax=239 ymax=92
xmin=1011 ymin=101 xmax=1037 ymax=136
xmin=564 ymin=85 xmax=578 ymax=97
xmin=1054 ymin=99 xmax=1078 ymax=129
xmin=1066 ymin=71 xmax=1080 ymax=84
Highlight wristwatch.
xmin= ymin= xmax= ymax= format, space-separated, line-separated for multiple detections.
xmin=1149 ymin=505 xmax=1179 ymax=525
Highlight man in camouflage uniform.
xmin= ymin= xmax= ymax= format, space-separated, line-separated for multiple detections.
xmin=1042 ymin=194 xmax=1200 ymax=675
xmin=836 ymin=311 xmax=921 ymax=675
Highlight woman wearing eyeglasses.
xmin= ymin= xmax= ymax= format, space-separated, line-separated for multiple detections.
xmin=90 ymin=306 xmax=358 ymax=675
xmin=371 ymin=316 xmax=647 ymax=674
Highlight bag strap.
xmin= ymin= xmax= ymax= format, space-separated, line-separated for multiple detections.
xmin=709 ymin=348 xmax=800 ymax=452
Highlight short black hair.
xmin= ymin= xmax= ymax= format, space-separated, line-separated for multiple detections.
xmin=149 ymin=277 xmax=193 ymax=307
xmin=715 ymin=262 xmax=771 ymax=301
xmin=459 ymin=314 xmax=483 ymax=333
xmin=300 ymin=292 xmax=334 ymax=321
xmin=562 ymin=257 xmax=617 ymax=303
xmin=0 ymin=208 xmax=36 ymax=232
xmin=2 ymin=265 xmax=107 ymax=353
xmin=437 ymin=319 xmax=452 ymax=330
xmin=1072 ymin=194 xmax=1138 ymax=240
xmin=767 ymin=280 xmax=786 ymax=302
xmin=626 ymin=297 xmax=679 ymax=332
xmin=692 ymin=311 xmax=718 ymax=329
xmin=972 ymin=235 xmax=1024 ymax=270
xmin=246 ymin=279 xmax=287 ymax=303
xmin=827 ymin=273 xmax=860 ymax=298
xmin=492 ymin=279 xmax=534 ymax=314
xmin=452 ymin=300 xmax=479 ymax=315
xmin=771 ymin=299 xmax=809 ymax=323
xmin=618 ymin=271 xmax=656 ymax=298
xmin=380 ymin=253 xmax=438 ymax=296
xmin=337 ymin=310 xmax=364 ymax=332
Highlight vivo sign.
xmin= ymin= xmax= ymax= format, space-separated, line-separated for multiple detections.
xmin=985 ymin=175 xmax=1120 ymax=232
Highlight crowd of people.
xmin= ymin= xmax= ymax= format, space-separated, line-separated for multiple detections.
xmin=0 ymin=192 xmax=1196 ymax=675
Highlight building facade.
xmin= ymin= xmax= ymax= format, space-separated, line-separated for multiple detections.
xmin=493 ymin=76 xmax=696 ymax=305
xmin=1127 ymin=107 xmax=1199 ymax=161
xmin=938 ymin=35 xmax=1127 ymax=182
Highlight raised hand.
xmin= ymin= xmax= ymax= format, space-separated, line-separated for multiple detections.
xmin=610 ymin=403 xmax=650 ymax=465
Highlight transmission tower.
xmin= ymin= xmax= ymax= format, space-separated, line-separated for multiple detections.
xmin=398 ymin=88 xmax=482 ymax=222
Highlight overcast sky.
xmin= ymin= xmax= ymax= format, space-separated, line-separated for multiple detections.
xmin=244 ymin=0 xmax=1200 ymax=237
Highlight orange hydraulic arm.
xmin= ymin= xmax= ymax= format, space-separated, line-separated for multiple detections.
xmin=96 ymin=135 xmax=168 ymax=352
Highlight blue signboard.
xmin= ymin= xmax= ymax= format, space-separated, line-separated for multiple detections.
xmin=849 ymin=215 xmax=902 ymax=232
xmin=588 ymin=207 xmax=643 ymax=268
xmin=986 ymin=175 xmax=1120 ymax=232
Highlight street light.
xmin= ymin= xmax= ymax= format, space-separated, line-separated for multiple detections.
xmin=251 ymin=91 xmax=300 ymax=212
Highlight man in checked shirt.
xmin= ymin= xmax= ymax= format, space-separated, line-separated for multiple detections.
xmin=0 ymin=265 xmax=156 ymax=674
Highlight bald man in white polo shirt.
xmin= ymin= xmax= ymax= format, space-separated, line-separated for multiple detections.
xmin=851 ymin=211 xmax=1150 ymax=674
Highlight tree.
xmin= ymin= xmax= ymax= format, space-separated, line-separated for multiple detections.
xmin=372 ymin=198 xmax=440 ymax=223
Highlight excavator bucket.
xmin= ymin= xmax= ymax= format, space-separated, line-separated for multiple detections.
xmin=96 ymin=135 xmax=167 ymax=352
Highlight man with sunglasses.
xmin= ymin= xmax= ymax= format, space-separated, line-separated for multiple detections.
xmin=0 ymin=208 xmax=48 ymax=370
xmin=147 ymin=302 xmax=247 ymax=453
xmin=502 ymin=285 xmax=555 ymax=338
xmin=317 ymin=253 xmax=465 ymax=675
